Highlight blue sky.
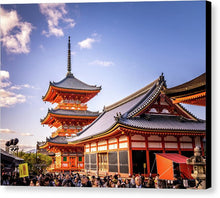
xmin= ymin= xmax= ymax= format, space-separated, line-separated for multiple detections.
xmin=0 ymin=1 xmax=206 ymax=151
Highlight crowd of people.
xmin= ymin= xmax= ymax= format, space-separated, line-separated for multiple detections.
xmin=1 ymin=171 xmax=189 ymax=188
xmin=1 ymin=172 xmax=155 ymax=188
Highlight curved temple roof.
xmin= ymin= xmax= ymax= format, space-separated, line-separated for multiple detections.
xmin=50 ymin=73 xmax=101 ymax=91
xmin=41 ymin=108 xmax=100 ymax=125
xmin=165 ymin=73 xmax=206 ymax=98
xmin=68 ymin=74 xmax=205 ymax=143
xmin=46 ymin=136 xmax=68 ymax=144
xmin=119 ymin=115 xmax=205 ymax=131
xmin=49 ymin=108 xmax=100 ymax=117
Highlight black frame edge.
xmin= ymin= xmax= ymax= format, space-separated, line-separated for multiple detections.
xmin=206 ymin=0 xmax=212 ymax=189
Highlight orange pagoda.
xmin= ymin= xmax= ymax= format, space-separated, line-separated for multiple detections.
xmin=39 ymin=37 xmax=101 ymax=173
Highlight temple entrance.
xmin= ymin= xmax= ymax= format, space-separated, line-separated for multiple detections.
xmin=98 ymin=153 xmax=108 ymax=172
xmin=69 ymin=157 xmax=76 ymax=168
xmin=132 ymin=150 xmax=146 ymax=174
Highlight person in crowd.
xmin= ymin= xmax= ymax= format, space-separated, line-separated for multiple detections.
xmin=110 ymin=181 xmax=115 ymax=188
xmin=117 ymin=174 xmax=122 ymax=181
xmin=125 ymin=178 xmax=131 ymax=188
xmin=62 ymin=174 xmax=74 ymax=187
xmin=134 ymin=176 xmax=145 ymax=188
xmin=72 ymin=177 xmax=81 ymax=187
xmin=30 ymin=180 xmax=35 ymax=186
xmin=90 ymin=175 xmax=95 ymax=186
xmin=36 ymin=180 xmax=40 ymax=186
xmin=1 ymin=174 xmax=10 ymax=185
xmin=102 ymin=177 xmax=108 ymax=187
xmin=154 ymin=174 xmax=159 ymax=188
xmin=146 ymin=175 xmax=154 ymax=188
xmin=173 ymin=175 xmax=185 ymax=189
xmin=43 ymin=177 xmax=50 ymax=186
xmin=130 ymin=174 xmax=136 ymax=187
xmin=116 ymin=179 xmax=122 ymax=188
xmin=81 ymin=175 xmax=92 ymax=187
xmin=92 ymin=177 xmax=100 ymax=187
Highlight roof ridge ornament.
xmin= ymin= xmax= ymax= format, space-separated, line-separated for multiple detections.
xmin=159 ymin=72 xmax=167 ymax=87
xmin=67 ymin=36 xmax=73 ymax=76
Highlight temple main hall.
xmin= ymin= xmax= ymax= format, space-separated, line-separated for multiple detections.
xmin=39 ymin=37 xmax=206 ymax=178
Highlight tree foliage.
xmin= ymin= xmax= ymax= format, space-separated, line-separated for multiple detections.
xmin=18 ymin=151 xmax=52 ymax=175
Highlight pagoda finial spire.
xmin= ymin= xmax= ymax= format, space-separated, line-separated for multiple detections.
xmin=67 ymin=36 xmax=72 ymax=76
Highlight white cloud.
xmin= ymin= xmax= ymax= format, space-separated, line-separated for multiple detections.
xmin=0 ymin=7 xmax=33 ymax=54
xmin=89 ymin=60 xmax=114 ymax=67
xmin=78 ymin=33 xmax=101 ymax=49
xmin=0 ymin=70 xmax=37 ymax=107
xmin=0 ymin=129 xmax=34 ymax=136
xmin=39 ymin=3 xmax=75 ymax=37
xmin=0 ymin=88 xmax=26 ymax=107
xmin=0 ymin=70 xmax=9 ymax=81
xmin=10 ymin=85 xmax=22 ymax=90
xmin=10 ymin=84 xmax=36 ymax=90
xmin=0 ymin=129 xmax=16 ymax=134
xmin=78 ymin=38 xmax=96 ymax=49
xmin=20 ymin=132 xmax=34 ymax=136
xmin=0 ymin=70 xmax=11 ymax=88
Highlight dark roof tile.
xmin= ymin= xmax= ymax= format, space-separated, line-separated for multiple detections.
xmin=49 ymin=109 xmax=100 ymax=117
xmin=47 ymin=136 xmax=68 ymax=144
xmin=119 ymin=115 xmax=205 ymax=131
xmin=51 ymin=73 xmax=101 ymax=91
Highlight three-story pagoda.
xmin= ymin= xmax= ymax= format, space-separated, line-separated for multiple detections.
xmin=39 ymin=37 xmax=101 ymax=173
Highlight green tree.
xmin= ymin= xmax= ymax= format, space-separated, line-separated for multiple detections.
xmin=18 ymin=151 xmax=52 ymax=175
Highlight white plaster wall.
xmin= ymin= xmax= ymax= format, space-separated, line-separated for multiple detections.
xmin=131 ymin=142 xmax=146 ymax=148
xmin=131 ymin=134 xmax=145 ymax=141
xmin=148 ymin=142 xmax=162 ymax=148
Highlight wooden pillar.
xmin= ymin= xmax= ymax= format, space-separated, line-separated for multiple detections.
xmin=161 ymin=136 xmax=165 ymax=153
xmin=89 ymin=143 xmax=91 ymax=153
xmin=117 ymin=137 xmax=120 ymax=174
xmin=106 ymin=139 xmax=109 ymax=150
xmin=106 ymin=139 xmax=109 ymax=173
xmin=177 ymin=136 xmax=181 ymax=154
xmin=128 ymin=135 xmax=133 ymax=176
xmin=145 ymin=136 xmax=150 ymax=176
xmin=192 ymin=136 xmax=195 ymax=149
xmin=200 ymin=136 xmax=205 ymax=156
xmin=96 ymin=142 xmax=99 ymax=175
xmin=76 ymin=155 xmax=78 ymax=169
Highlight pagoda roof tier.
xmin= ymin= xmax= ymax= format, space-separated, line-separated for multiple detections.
xmin=42 ymin=73 xmax=101 ymax=103
xmin=49 ymin=108 xmax=99 ymax=117
xmin=165 ymin=73 xmax=206 ymax=98
xmin=41 ymin=108 xmax=100 ymax=128
xmin=67 ymin=74 xmax=205 ymax=143
xmin=38 ymin=136 xmax=84 ymax=152
xmin=46 ymin=136 xmax=68 ymax=144
xmin=52 ymin=73 xmax=101 ymax=91
xmin=39 ymin=136 xmax=68 ymax=149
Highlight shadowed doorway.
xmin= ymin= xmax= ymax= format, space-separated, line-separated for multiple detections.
xmin=132 ymin=150 xmax=146 ymax=174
